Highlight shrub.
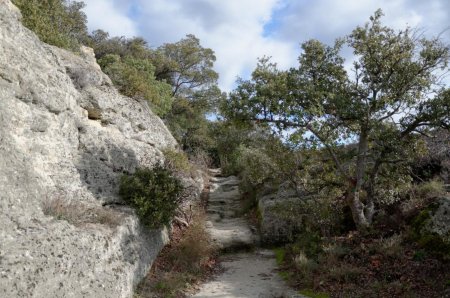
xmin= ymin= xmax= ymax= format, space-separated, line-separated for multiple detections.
xmin=162 ymin=149 xmax=191 ymax=174
xmin=376 ymin=234 xmax=403 ymax=257
xmin=119 ymin=166 xmax=183 ymax=228
xmin=289 ymin=231 xmax=323 ymax=260
xmin=273 ymin=247 xmax=286 ymax=266
xmin=12 ymin=0 xmax=88 ymax=51
xmin=400 ymin=179 xmax=445 ymax=217
xmin=98 ymin=54 xmax=173 ymax=116
xmin=413 ymin=179 xmax=445 ymax=199
xmin=327 ymin=263 xmax=364 ymax=283
xmin=136 ymin=213 xmax=217 ymax=297
xmin=189 ymin=149 xmax=213 ymax=171
xmin=168 ymin=219 xmax=214 ymax=273
xmin=238 ymin=145 xmax=277 ymax=191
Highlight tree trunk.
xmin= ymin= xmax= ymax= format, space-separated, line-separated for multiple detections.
xmin=348 ymin=127 xmax=373 ymax=229
xmin=347 ymin=191 xmax=370 ymax=228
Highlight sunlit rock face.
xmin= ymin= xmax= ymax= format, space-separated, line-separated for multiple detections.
xmin=0 ymin=0 xmax=178 ymax=296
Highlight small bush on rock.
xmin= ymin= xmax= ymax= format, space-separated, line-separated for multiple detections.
xmin=162 ymin=149 xmax=191 ymax=174
xmin=119 ymin=166 xmax=183 ymax=229
xmin=12 ymin=0 xmax=89 ymax=51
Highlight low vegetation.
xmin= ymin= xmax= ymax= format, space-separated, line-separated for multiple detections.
xmin=162 ymin=148 xmax=192 ymax=175
xmin=135 ymin=213 xmax=217 ymax=298
xmin=12 ymin=0 xmax=88 ymax=51
xmin=14 ymin=1 xmax=450 ymax=297
xmin=277 ymin=231 xmax=449 ymax=297
xmin=119 ymin=166 xmax=183 ymax=229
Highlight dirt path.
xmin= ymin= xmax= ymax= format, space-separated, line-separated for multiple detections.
xmin=192 ymin=171 xmax=302 ymax=298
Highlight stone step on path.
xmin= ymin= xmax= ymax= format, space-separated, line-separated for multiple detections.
xmin=192 ymin=169 xmax=304 ymax=298
xmin=204 ymin=172 xmax=258 ymax=251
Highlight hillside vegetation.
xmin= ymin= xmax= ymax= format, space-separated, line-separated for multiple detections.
xmin=13 ymin=1 xmax=450 ymax=297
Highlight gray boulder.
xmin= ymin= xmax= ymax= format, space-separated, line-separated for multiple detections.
xmin=0 ymin=0 xmax=181 ymax=297
xmin=423 ymin=197 xmax=450 ymax=245
xmin=257 ymin=184 xmax=305 ymax=245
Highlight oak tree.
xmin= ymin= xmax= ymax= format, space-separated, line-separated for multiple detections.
xmin=223 ymin=10 xmax=450 ymax=229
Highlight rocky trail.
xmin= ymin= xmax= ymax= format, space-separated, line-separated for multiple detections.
xmin=192 ymin=170 xmax=302 ymax=298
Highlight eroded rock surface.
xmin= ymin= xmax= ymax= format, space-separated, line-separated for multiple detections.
xmin=258 ymin=184 xmax=304 ymax=245
xmin=423 ymin=197 xmax=450 ymax=245
xmin=0 ymin=1 xmax=178 ymax=297
xmin=205 ymin=174 xmax=258 ymax=250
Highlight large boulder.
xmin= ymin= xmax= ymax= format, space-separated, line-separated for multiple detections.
xmin=427 ymin=198 xmax=450 ymax=243
xmin=0 ymin=1 xmax=179 ymax=297
xmin=412 ymin=197 xmax=450 ymax=258
xmin=257 ymin=184 xmax=305 ymax=245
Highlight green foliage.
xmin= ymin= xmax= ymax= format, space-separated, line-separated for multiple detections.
xmin=12 ymin=0 xmax=88 ymax=50
xmin=165 ymin=97 xmax=217 ymax=155
xmin=98 ymin=53 xmax=173 ymax=116
xmin=273 ymin=247 xmax=286 ymax=266
xmin=223 ymin=9 xmax=450 ymax=228
xmin=156 ymin=34 xmax=219 ymax=98
xmin=237 ymin=145 xmax=278 ymax=190
xmin=119 ymin=166 xmax=183 ymax=229
xmin=91 ymin=31 xmax=223 ymax=162
xmin=90 ymin=33 xmax=175 ymax=116
xmin=412 ymin=249 xmax=427 ymax=261
xmin=278 ymin=271 xmax=291 ymax=280
xmin=156 ymin=35 xmax=223 ymax=163
xmin=162 ymin=149 xmax=191 ymax=174
xmin=413 ymin=179 xmax=446 ymax=199
xmin=290 ymin=231 xmax=323 ymax=260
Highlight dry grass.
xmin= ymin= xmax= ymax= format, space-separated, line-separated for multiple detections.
xmin=376 ymin=234 xmax=403 ymax=257
xmin=136 ymin=212 xmax=218 ymax=298
xmin=42 ymin=197 xmax=122 ymax=228
xmin=279 ymin=232 xmax=449 ymax=298
xmin=401 ymin=180 xmax=446 ymax=216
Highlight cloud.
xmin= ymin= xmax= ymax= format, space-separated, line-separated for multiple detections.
xmin=81 ymin=0 xmax=450 ymax=91
xmin=132 ymin=0 xmax=297 ymax=91
xmin=272 ymin=0 xmax=449 ymax=45
xmin=82 ymin=0 xmax=138 ymax=37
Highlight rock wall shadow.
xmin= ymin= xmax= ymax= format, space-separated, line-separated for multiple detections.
xmin=75 ymin=137 xmax=139 ymax=204
xmin=74 ymin=134 xmax=168 ymax=286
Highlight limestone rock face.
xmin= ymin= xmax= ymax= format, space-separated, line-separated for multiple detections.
xmin=257 ymin=185 xmax=304 ymax=245
xmin=205 ymin=175 xmax=258 ymax=250
xmin=0 ymin=1 xmax=177 ymax=297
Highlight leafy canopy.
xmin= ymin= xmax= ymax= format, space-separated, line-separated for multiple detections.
xmin=92 ymin=32 xmax=174 ymax=116
xmin=12 ymin=0 xmax=88 ymax=50
xmin=223 ymin=10 xmax=450 ymax=228
xmin=155 ymin=34 xmax=219 ymax=98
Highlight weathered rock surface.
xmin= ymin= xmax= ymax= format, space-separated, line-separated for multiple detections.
xmin=0 ymin=1 xmax=179 ymax=297
xmin=423 ymin=197 xmax=450 ymax=245
xmin=193 ymin=250 xmax=304 ymax=298
xmin=258 ymin=184 xmax=304 ymax=245
xmin=204 ymin=174 xmax=258 ymax=250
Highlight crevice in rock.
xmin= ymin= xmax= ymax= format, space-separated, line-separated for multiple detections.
xmin=86 ymin=108 xmax=102 ymax=120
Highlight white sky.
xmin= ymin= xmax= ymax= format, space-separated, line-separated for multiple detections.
xmin=82 ymin=0 xmax=450 ymax=91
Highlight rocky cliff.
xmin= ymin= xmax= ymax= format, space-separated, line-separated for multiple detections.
xmin=0 ymin=1 xmax=179 ymax=296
